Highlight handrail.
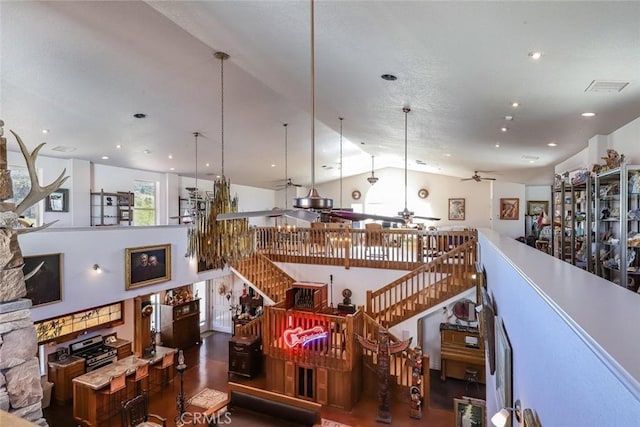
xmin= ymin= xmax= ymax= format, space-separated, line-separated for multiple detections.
xmin=233 ymin=253 xmax=296 ymax=303
xmin=234 ymin=316 xmax=264 ymax=339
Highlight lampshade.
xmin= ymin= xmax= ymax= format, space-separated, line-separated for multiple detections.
xmin=491 ymin=409 xmax=510 ymax=427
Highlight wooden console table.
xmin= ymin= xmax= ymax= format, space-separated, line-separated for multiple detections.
xmin=439 ymin=323 xmax=485 ymax=383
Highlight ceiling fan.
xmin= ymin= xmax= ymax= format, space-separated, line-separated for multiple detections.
xmin=461 ymin=171 xmax=496 ymax=182
xmin=276 ymin=178 xmax=303 ymax=189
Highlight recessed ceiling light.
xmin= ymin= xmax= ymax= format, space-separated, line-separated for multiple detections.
xmin=42 ymin=129 xmax=49 ymax=134
xmin=271 ymin=164 xmax=276 ymax=168
xmin=501 ymin=127 xmax=508 ymax=132
xmin=116 ymin=144 xmax=122 ymax=149
xmin=170 ymin=167 xmax=175 ymax=171
xmin=581 ymin=112 xmax=596 ymax=117
xmin=528 ymin=51 xmax=542 ymax=60
xmin=101 ymin=156 xmax=109 ymax=160
xmin=143 ymin=149 xmax=151 ymax=154
xmin=381 ymin=74 xmax=397 ymax=81
xmin=495 ymin=144 xmax=500 ymax=148
xmin=547 ymin=142 xmax=557 ymax=147
xmin=168 ymin=154 xmax=173 ymax=159
xmin=133 ymin=113 xmax=147 ymax=119
xmin=529 ymin=160 xmax=535 ymax=163
xmin=205 ymin=162 xmax=210 ymax=167
xmin=444 ymin=153 xmax=451 ymax=157
xmin=505 ymin=115 xmax=513 ymax=121
xmin=511 ymin=102 xmax=519 ymax=108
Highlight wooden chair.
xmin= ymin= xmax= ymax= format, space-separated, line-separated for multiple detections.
xmin=121 ymin=392 xmax=166 ymax=427
xmin=364 ymin=223 xmax=387 ymax=258
xmin=126 ymin=362 xmax=149 ymax=399
xmin=99 ymin=372 xmax=127 ymax=424
xmin=151 ymin=352 xmax=174 ymax=392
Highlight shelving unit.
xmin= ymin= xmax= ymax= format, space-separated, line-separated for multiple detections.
xmin=90 ymin=190 xmax=133 ymax=226
xmin=550 ymin=174 xmax=592 ymax=270
xmin=594 ymin=163 xmax=640 ymax=291
xmin=177 ymin=195 xmax=206 ymax=224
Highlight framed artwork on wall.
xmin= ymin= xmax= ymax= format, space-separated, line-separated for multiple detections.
xmin=495 ymin=318 xmax=513 ymax=413
xmin=24 ymin=253 xmax=63 ymax=307
xmin=125 ymin=244 xmax=171 ymax=290
xmin=448 ymin=198 xmax=465 ymax=220
xmin=500 ymin=198 xmax=519 ymax=220
xmin=454 ymin=397 xmax=486 ymax=427
xmin=45 ymin=188 xmax=69 ymax=212
xmin=526 ymin=200 xmax=548 ymax=216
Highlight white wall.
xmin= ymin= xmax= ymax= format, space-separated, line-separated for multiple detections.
xmin=315 ymin=167 xmax=492 ymax=229
xmin=479 ymin=229 xmax=640 ymax=426
xmin=490 ymin=181 xmax=526 ymax=238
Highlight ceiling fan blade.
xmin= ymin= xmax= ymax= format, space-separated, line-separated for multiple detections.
xmin=460 ymin=178 xmax=473 ymax=181
xmin=482 ymin=177 xmax=497 ymax=181
xmin=413 ymin=215 xmax=441 ymax=221
xmin=217 ymin=209 xmax=319 ymax=222
xmin=328 ymin=210 xmax=406 ymax=223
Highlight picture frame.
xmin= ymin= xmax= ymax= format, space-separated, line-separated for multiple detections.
xmin=117 ymin=191 xmax=134 ymax=207
xmin=454 ymin=396 xmax=486 ymax=427
xmin=125 ymin=244 xmax=171 ymax=290
xmin=499 ymin=198 xmax=519 ymax=220
xmin=481 ymin=287 xmax=496 ymax=374
xmin=45 ymin=188 xmax=69 ymax=212
xmin=526 ymin=200 xmax=548 ymax=216
xmin=448 ymin=198 xmax=465 ymax=220
xmin=24 ymin=253 xmax=63 ymax=307
xmin=495 ymin=318 xmax=513 ymax=414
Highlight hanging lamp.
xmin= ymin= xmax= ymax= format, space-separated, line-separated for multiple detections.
xmin=188 ymin=51 xmax=253 ymax=268
xmin=293 ymin=0 xmax=333 ymax=210
xmin=398 ymin=107 xmax=414 ymax=220
xmin=367 ymin=155 xmax=379 ymax=185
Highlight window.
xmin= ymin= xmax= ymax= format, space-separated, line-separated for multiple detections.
xmin=133 ymin=180 xmax=156 ymax=226
xmin=297 ymin=366 xmax=314 ymax=399
xmin=9 ymin=165 xmax=42 ymax=226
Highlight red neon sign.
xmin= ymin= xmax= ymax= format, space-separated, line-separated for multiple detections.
xmin=283 ymin=326 xmax=328 ymax=348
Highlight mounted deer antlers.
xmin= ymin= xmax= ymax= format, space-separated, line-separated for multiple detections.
xmin=11 ymin=130 xmax=69 ymax=217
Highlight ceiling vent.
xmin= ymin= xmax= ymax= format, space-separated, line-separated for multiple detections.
xmin=51 ymin=145 xmax=76 ymax=153
xmin=585 ymin=80 xmax=630 ymax=93
xmin=521 ymin=155 xmax=539 ymax=161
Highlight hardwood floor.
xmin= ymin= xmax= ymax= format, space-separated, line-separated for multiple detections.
xmin=44 ymin=332 xmax=485 ymax=426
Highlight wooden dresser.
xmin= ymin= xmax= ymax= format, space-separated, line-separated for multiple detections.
xmin=439 ymin=323 xmax=485 ymax=383
xmin=160 ymin=299 xmax=201 ymax=350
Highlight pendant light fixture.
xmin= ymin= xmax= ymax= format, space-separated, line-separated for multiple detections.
xmin=398 ymin=107 xmax=414 ymax=220
xmin=367 ymin=155 xmax=379 ymax=185
xmin=293 ymin=0 xmax=333 ymax=210
xmin=188 ymin=51 xmax=253 ymax=268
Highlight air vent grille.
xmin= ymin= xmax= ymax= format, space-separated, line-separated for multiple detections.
xmin=51 ymin=146 xmax=76 ymax=153
xmin=522 ymin=155 xmax=539 ymax=161
xmin=585 ymin=80 xmax=630 ymax=93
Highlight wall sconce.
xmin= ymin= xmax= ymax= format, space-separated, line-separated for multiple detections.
xmin=491 ymin=399 xmax=521 ymax=427
xmin=92 ymin=264 xmax=102 ymax=274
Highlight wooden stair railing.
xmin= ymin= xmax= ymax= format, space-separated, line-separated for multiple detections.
xmin=232 ymin=253 xmax=296 ymax=303
xmin=366 ymin=236 xmax=477 ymax=328
xmin=234 ymin=316 xmax=264 ymax=340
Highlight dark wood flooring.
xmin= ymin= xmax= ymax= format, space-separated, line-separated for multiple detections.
xmin=44 ymin=331 xmax=485 ymax=426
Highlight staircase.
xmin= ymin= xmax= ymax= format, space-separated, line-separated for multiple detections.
xmin=366 ymin=238 xmax=477 ymax=328
xmin=232 ymin=253 xmax=295 ymax=304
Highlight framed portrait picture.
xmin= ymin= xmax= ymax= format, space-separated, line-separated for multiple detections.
xmin=24 ymin=253 xmax=63 ymax=307
xmin=125 ymin=244 xmax=171 ymax=290
xmin=526 ymin=200 xmax=548 ymax=216
xmin=454 ymin=397 xmax=486 ymax=427
xmin=45 ymin=188 xmax=69 ymax=212
xmin=495 ymin=318 xmax=513 ymax=413
xmin=448 ymin=198 xmax=465 ymax=220
xmin=499 ymin=198 xmax=519 ymax=220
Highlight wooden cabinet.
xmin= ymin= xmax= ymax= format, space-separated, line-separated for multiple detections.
xmin=48 ymin=357 xmax=85 ymax=406
xmin=90 ymin=189 xmax=133 ymax=226
xmin=228 ymin=335 xmax=261 ymax=378
xmin=105 ymin=338 xmax=132 ymax=360
xmin=439 ymin=323 xmax=485 ymax=384
xmin=160 ymin=299 xmax=200 ymax=350
xmin=285 ymin=282 xmax=327 ymax=312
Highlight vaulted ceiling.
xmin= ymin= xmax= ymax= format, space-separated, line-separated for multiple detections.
xmin=2 ymin=1 xmax=639 ymax=188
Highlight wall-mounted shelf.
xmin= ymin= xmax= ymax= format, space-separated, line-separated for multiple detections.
xmin=90 ymin=189 xmax=133 ymax=226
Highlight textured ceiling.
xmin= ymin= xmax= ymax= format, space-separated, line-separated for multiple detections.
xmin=2 ymin=1 xmax=639 ymax=188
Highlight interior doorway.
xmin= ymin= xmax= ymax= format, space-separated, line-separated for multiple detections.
xmin=193 ymin=280 xmax=210 ymax=333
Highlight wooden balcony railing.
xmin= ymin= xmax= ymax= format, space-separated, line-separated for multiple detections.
xmin=366 ymin=236 xmax=477 ymax=328
xmin=235 ymin=316 xmax=264 ymax=339
xmin=254 ymin=226 xmax=477 ymax=271
xmin=263 ymin=306 xmax=363 ymax=371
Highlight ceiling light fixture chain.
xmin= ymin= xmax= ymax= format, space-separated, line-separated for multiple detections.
xmin=339 ymin=117 xmax=343 ymax=208
xmin=214 ymin=51 xmax=229 ymax=178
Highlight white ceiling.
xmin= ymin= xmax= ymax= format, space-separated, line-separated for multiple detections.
xmin=2 ymin=1 xmax=639 ymax=189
